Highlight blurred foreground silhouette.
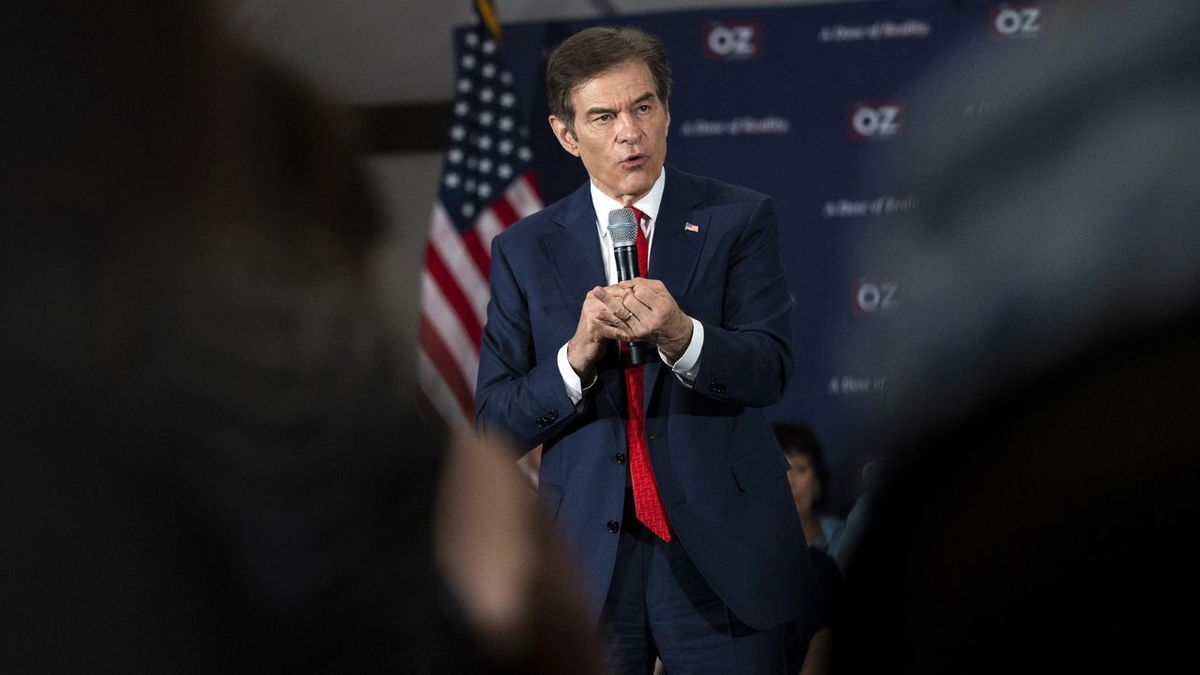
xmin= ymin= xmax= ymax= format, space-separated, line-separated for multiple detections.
xmin=1 ymin=2 xmax=599 ymax=672
xmin=833 ymin=1 xmax=1200 ymax=672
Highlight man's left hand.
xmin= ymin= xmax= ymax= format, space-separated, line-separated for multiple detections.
xmin=592 ymin=279 xmax=694 ymax=363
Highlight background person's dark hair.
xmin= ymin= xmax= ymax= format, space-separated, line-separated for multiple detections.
xmin=545 ymin=25 xmax=672 ymax=135
xmin=774 ymin=422 xmax=831 ymax=507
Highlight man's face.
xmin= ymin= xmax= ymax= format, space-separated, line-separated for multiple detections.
xmin=549 ymin=61 xmax=670 ymax=205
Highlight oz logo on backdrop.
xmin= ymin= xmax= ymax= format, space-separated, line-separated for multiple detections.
xmin=990 ymin=3 xmax=1042 ymax=39
xmin=848 ymin=101 xmax=905 ymax=142
xmin=703 ymin=21 xmax=761 ymax=60
xmin=852 ymin=279 xmax=898 ymax=316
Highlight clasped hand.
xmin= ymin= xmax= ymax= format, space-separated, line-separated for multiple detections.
xmin=566 ymin=278 xmax=693 ymax=377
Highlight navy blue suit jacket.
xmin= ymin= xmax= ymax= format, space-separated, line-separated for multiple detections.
xmin=476 ymin=166 xmax=812 ymax=630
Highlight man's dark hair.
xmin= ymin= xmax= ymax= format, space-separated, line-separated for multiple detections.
xmin=546 ymin=26 xmax=672 ymax=136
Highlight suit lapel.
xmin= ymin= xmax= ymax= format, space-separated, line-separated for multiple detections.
xmin=545 ymin=182 xmax=606 ymax=307
xmin=544 ymin=182 xmax=625 ymax=414
xmin=644 ymin=167 xmax=709 ymax=414
xmin=649 ymin=167 xmax=708 ymax=300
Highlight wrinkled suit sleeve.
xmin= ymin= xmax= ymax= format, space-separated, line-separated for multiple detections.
xmin=474 ymin=232 xmax=580 ymax=450
xmin=691 ymin=197 xmax=792 ymax=408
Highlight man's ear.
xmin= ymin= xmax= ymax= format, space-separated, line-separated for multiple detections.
xmin=548 ymin=115 xmax=580 ymax=157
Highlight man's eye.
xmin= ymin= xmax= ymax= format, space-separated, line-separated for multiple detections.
xmin=595 ymin=114 xmax=611 ymax=123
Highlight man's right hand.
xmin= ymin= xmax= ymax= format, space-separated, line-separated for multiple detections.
xmin=566 ymin=286 xmax=622 ymax=378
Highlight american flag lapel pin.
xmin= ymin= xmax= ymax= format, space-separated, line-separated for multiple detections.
xmin=684 ymin=222 xmax=699 ymax=233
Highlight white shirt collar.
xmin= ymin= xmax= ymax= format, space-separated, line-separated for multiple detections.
xmin=589 ymin=168 xmax=667 ymax=237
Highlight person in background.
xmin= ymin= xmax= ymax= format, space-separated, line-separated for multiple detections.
xmin=771 ymin=423 xmax=844 ymax=675
xmin=775 ymin=422 xmax=846 ymax=558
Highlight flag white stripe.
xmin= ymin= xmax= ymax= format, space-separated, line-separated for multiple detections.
xmin=474 ymin=208 xmax=506 ymax=258
xmin=506 ymin=175 xmax=542 ymax=218
xmin=420 ymin=7 xmax=545 ymax=430
xmin=420 ymin=271 xmax=480 ymax=393
xmin=429 ymin=204 xmax=490 ymax=325
xmin=418 ymin=349 xmax=469 ymax=427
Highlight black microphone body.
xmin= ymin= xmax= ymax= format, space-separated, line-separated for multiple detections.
xmin=607 ymin=208 xmax=649 ymax=365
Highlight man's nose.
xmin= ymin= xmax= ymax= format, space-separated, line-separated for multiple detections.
xmin=615 ymin=115 xmax=641 ymax=142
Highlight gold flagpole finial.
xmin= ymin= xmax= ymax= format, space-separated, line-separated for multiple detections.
xmin=475 ymin=0 xmax=501 ymax=39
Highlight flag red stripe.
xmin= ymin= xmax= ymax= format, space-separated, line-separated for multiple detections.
xmin=424 ymin=243 xmax=483 ymax=347
xmin=461 ymin=227 xmax=492 ymax=281
xmin=522 ymin=171 xmax=543 ymax=203
xmin=421 ymin=7 xmax=546 ymax=429
xmin=420 ymin=316 xmax=475 ymax=421
xmin=489 ymin=196 xmax=520 ymax=228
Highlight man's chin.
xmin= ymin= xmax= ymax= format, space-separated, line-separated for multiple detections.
xmin=617 ymin=170 xmax=660 ymax=196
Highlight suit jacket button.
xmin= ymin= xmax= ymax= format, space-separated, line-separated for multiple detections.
xmin=606 ymin=520 xmax=620 ymax=534
xmin=708 ymin=380 xmax=727 ymax=395
xmin=614 ymin=453 xmax=626 ymax=465
xmin=546 ymin=409 xmax=559 ymax=422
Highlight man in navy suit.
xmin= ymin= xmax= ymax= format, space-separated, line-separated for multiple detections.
xmin=476 ymin=26 xmax=812 ymax=673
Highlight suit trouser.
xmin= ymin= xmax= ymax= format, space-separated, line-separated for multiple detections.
xmin=599 ymin=490 xmax=789 ymax=674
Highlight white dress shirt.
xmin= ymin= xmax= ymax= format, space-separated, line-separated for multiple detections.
xmin=557 ymin=170 xmax=705 ymax=404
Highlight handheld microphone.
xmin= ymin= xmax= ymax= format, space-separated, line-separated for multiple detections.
xmin=607 ymin=208 xmax=648 ymax=365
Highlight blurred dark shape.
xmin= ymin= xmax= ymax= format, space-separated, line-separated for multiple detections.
xmin=435 ymin=433 xmax=602 ymax=674
xmin=1 ymin=2 xmax=599 ymax=672
xmin=837 ymin=314 xmax=1199 ymax=673
xmin=833 ymin=0 xmax=1200 ymax=672
xmin=786 ymin=547 xmax=842 ymax=675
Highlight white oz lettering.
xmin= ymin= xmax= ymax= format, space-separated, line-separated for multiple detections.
xmin=881 ymin=282 xmax=897 ymax=310
xmin=994 ymin=8 xmax=1022 ymax=35
xmin=878 ymin=106 xmax=899 ymax=135
xmin=851 ymin=106 xmax=900 ymax=137
xmin=851 ymin=108 xmax=878 ymax=136
xmin=995 ymin=7 xmax=1040 ymax=36
xmin=732 ymin=26 xmax=755 ymax=55
xmin=708 ymin=25 xmax=755 ymax=56
xmin=856 ymin=282 xmax=897 ymax=312
xmin=1021 ymin=8 xmax=1041 ymax=32
xmin=856 ymin=283 xmax=880 ymax=312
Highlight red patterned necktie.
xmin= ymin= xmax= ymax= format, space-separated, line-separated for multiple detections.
xmin=621 ymin=206 xmax=672 ymax=541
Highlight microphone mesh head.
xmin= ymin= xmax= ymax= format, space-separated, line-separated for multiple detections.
xmin=607 ymin=208 xmax=638 ymax=247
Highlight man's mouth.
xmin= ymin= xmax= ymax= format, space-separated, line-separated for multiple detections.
xmin=620 ymin=153 xmax=648 ymax=168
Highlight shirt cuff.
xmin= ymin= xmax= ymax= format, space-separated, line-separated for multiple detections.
xmin=660 ymin=318 xmax=703 ymax=388
xmin=558 ymin=342 xmax=595 ymax=406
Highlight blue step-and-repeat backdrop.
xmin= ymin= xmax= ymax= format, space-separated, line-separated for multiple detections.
xmin=491 ymin=0 xmax=1053 ymax=511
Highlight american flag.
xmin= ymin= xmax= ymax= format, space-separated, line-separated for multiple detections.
xmin=419 ymin=0 xmax=543 ymax=428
